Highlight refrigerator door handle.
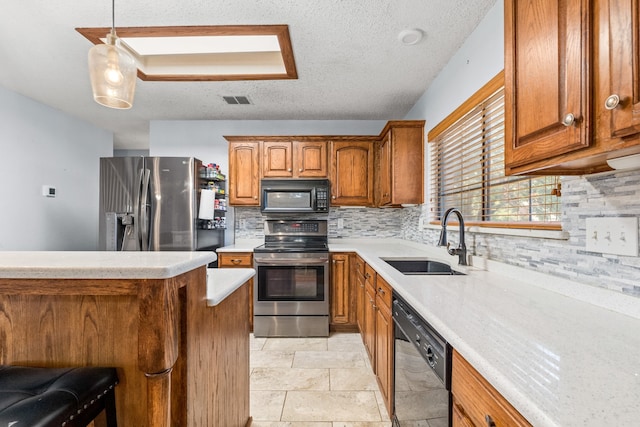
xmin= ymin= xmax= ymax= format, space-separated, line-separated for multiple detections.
xmin=140 ymin=168 xmax=151 ymax=251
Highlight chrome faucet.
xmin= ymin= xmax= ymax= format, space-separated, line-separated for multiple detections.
xmin=437 ymin=208 xmax=468 ymax=266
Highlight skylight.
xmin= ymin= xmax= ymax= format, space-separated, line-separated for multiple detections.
xmin=76 ymin=25 xmax=298 ymax=81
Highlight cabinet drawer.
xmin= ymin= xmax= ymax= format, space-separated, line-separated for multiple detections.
xmin=218 ymin=253 xmax=253 ymax=267
xmin=364 ymin=264 xmax=376 ymax=283
xmin=375 ymin=275 xmax=392 ymax=309
xmin=452 ymin=350 xmax=531 ymax=427
xmin=354 ymin=255 xmax=366 ymax=277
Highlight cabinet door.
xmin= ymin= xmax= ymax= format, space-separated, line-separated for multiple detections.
xmin=229 ymin=142 xmax=261 ymax=205
xmin=218 ymin=252 xmax=254 ymax=331
xmin=330 ymin=140 xmax=374 ymax=206
xmin=504 ymin=0 xmax=591 ymax=173
xmin=363 ymin=280 xmax=376 ymax=364
xmin=375 ymin=292 xmax=393 ymax=414
xmin=294 ymin=141 xmax=328 ymax=177
xmin=353 ymin=256 xmax=366 ymax=334
xmin=452 ymin=350 xmax=532 ymax=426
xmin=330 ymin=253 xmax=354 ymax=327
xmin=599 ymin=0 xmax=640 ymax=140
xmin=262 ymin=141 xmax=293 ymax=178
xmin=378 ymin=132 xmax=392 ymax=206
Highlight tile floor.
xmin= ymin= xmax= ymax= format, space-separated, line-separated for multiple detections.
xmin=250 ymin=332 xmax=393 ymax=427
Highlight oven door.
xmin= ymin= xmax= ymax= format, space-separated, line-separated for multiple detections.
xmin=254 ymin=252 xmax=329 ymax=316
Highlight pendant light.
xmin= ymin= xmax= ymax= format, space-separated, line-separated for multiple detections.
xmin=88 ymin=0 xmax=137 ymax=109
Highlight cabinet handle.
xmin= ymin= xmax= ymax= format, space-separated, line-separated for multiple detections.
xmin=287 ymin=168 xmax=292 ymax=172
xmin=299 ymin=168 xmax=303 ymax=172
xmin=485 ymin=415 xmax=496 ymax=427
xmin=605 ymin=94 xmax=620 ymax=110
xmin=332 ymin=195 xmax=336 ymax=199
xmin=365 ymin=273 xmax=371 ymax=279
xmin=561 ymin=113 xmax=576 ymax=127
xmin=231 ymin=259 xmax=242 ymax=264
xmin=378 ymin=287 xmax=385 ymax=295
xmin=253 ymin=195 xmax=258 ymax=199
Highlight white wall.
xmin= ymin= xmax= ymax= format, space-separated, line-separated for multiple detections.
xmin=0 ymin=86 xmax=112 ymax=250
xmin=404 ymin=1 xmax=504 ymax=127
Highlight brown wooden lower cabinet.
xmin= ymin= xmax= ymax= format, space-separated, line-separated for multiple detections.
xmin=452 ymin=350 xmax=531 ymax=427
xmin=353 ymin=254 xmax=366 ymax=333
xmin=356 ymin=262 xmax=393 ymax=417
xmin=330 ymin=252 xmax=358 ymax=331
xmin=374 ymin=275 xmax=393 ymax=415
xmin=0 ymin=267 xmax=251 ymax=427
xmin=218 ymin=252 xmax=254 ymax=331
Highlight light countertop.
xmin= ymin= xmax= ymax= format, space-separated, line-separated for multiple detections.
xmin=0 ymin=251 xmax=217 ymax=279
xmin=206 ymin=268 xmax=255 ymax=306
xmin=219 ymin=238 xmax=640 ymax=427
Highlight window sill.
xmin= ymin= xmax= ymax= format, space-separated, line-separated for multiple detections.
xmin=423 ymin=224 xmax=569 ymax=240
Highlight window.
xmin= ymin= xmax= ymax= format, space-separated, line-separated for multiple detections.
xmin=429 ymin=72 xmax=561 ymax=228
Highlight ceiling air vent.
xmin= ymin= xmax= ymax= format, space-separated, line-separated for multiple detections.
xmin=223 ymin=96 xmax=252 ymax=105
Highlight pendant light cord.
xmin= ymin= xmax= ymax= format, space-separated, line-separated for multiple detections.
xmin=111 ymin=0 xmax=115 ymax=32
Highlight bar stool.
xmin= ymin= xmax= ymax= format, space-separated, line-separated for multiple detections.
xmin=0 ymin=365 xmax=118 ymax=427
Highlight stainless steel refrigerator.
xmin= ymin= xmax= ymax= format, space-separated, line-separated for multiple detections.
xmin=99 ymin=156 xmax=223 ymax=251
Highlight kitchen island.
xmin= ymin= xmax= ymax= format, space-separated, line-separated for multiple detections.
xmin=0 ymin=251 xmax=254 ymax=427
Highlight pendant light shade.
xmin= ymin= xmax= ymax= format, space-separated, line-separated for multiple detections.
xmin=88 ymin=1 xmax=137 ymax=109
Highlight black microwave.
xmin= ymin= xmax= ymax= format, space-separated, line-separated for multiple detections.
xmin=260 ymin=179 xmax=330 ymax=214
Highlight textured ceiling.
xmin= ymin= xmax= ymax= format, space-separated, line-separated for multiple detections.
xmin=0 ymin=0 xmax=497 ymax=149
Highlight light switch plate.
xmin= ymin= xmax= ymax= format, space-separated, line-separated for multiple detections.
xmin=42 ymin=185 xmax=56 ymax=197
xmin=586 ymin=217 xmax=638 ymax=256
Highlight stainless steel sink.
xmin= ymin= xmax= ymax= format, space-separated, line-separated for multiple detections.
xmin=381 ymin=258 xmax=465 ymax=275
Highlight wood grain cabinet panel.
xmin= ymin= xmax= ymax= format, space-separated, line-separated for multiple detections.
xmin=505 ymin=0 xmax=640 ymax=175
xmin=262 ymin=140 xmax=328 ymax=178
xmin=330 ymin=140 xmax=375 ymax=206
xmin=228 ymin=140 xmax=261 ymax=205
xmin=504 ymin=0 xmax=591 ymax=173
xmin=294 ymin=140 xmax=328 ymax=177
xmin=377 ymin=121 xmax=424 ymax=206
xmin=374 ymin=275 xmax=393 ymax=415
xmin=217 ymin=252 xmax=254 ymax=331
xmin=353 ymin=255 xmax=366 ymax=333
xmin=452 ymin=350 xmax=531 ymax=427
xmin=330 ymin=252 xmax=357 ymax=330
xmin=262 ymin=141 xmax=293 ymax=177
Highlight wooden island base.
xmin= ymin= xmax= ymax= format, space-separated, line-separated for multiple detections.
xmin=0 ymin=266 xmax=250 ymax=427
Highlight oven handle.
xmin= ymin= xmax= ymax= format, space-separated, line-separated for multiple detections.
xmin=255 ymin=258 xmax=329 ymax=265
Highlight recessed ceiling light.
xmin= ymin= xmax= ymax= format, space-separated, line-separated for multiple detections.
xmin=76 ymin=25 xmax=298 ymax=82
xmin=398 ymin=29 xmax=424 ymax=46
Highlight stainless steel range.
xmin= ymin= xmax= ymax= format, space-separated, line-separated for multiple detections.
xmin=253 ymin=219 xmax=329 ymax=337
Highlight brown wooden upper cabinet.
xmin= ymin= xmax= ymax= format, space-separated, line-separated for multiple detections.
xmin=330 ymin=139 xmax=375 ymax=206
xmin=228 ymin=140 xmax=261 ymax=206
xmin=505 ymin=0 xmax=640 ymax=175
xmin=263 ymin=140 xmax=328 ymax=178
xmin=377 ymin=121 xmax=424 ymax=206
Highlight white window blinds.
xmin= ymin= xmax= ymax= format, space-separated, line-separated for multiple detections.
xmin=429 ymin=77 xmax=561 ymax=227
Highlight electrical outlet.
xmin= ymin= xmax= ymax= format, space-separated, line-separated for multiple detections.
xmin=586 ymin=217 xmax=638 ymax=256
xmin=337 ymin=218 xmax=344 ymax=229
xmin=238 ymin=219 xmax=247 ymax=229
xmin=418 ymin=217 xmax=427 ymax=230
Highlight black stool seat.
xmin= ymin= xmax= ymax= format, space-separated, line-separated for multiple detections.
xmin=0 ymin=366 xmax=118 ymax=427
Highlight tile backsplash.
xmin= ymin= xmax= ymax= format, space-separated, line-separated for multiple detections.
xmin=402 ymin=170 xmax=640 ymax=298
xmin=234 ymin=207 xmax=402 ymax=240
xmin=233 ymin=170 xmax=640 ymax=299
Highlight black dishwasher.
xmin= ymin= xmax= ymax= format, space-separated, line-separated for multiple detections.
xmin=392 ymin=292 xmax=451 ymax=427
